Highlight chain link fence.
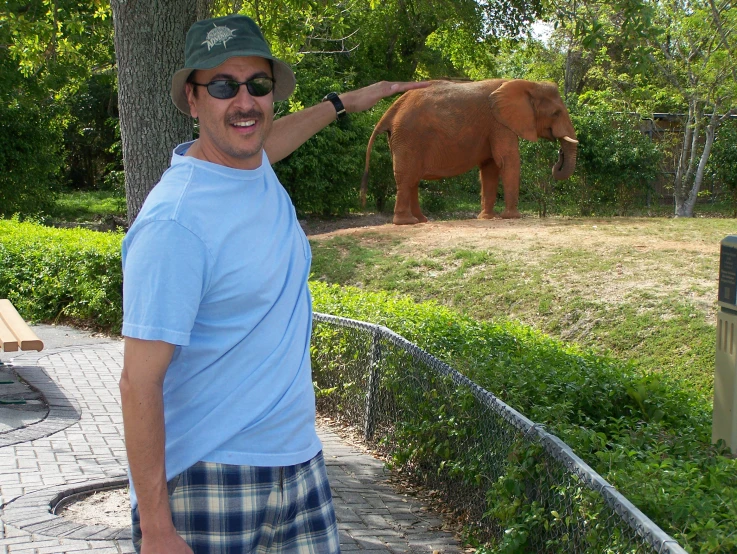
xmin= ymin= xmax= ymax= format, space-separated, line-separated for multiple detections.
xmin=312 ymin=313 xmax=688 ymax=554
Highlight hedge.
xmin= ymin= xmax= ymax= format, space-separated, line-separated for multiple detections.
xmin=0 ymin=218 xmax=123 ymax=329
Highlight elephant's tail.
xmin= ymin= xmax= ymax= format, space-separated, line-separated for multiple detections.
xmin=361 ymin=116 xmax=391 ymax=208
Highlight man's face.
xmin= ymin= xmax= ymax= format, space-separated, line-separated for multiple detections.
xmin=185 ymin=56 xmax=274 ymax=170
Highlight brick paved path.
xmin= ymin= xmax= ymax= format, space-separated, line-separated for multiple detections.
xmin=0 ymin=344 xmax=463 ymax=553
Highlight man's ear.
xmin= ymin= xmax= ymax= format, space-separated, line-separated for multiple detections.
xmin=185 ymin=82 xmax=199 ymax=119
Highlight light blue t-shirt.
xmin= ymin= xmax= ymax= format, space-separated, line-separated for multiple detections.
xmin=121 ymin=143 xmax=321 ymax=508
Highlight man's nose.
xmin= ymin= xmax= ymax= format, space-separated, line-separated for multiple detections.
xmin=231 ymin=84 xmax=258 ymax=108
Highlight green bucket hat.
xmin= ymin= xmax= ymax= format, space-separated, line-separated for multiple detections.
xmin=171 ymin=14 xmax=296 ymax=116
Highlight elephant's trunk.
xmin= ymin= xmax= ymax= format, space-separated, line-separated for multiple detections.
xmin=552 ymin=136 xmax=578 ymax=180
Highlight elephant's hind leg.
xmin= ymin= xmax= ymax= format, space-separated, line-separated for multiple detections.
xmin=392 ymin=172 xmax=424 ymax=225
xmin=409 ymin=183 xmax=428 ymax=223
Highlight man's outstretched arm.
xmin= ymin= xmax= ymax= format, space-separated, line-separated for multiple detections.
xmin=264 ymin=81 xmax=430 ymax=164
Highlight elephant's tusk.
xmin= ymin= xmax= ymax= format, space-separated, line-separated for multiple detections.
xmin=561 ymin=136 xmax=579 ymax=144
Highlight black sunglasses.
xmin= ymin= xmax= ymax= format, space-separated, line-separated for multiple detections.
xmin=190 ymin=77 xmax=275 ymax=99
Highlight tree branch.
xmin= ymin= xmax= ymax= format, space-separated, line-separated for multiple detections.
xmin=707 ymin=0 xmax=737 ymax=83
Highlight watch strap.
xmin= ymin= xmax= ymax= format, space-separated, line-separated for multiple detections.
xmin=323 ymin=92 xmax=346 ymax=120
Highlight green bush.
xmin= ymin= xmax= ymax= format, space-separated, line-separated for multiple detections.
xmin=63 ymin=73 xmax=121 ymax=191
xmin=310 ymin=281 xmax=737 ymax=552
xmin=709 ymin=120 xmax=737 ymax=215
xmin=519 ymin=138 xmax=562 ymax=217
xmin=0 ymin=219 xmax=123 ymax=329
xmin=569 ymin=99 xmax=663 ymax=216
xmin=273 ymin=57 xmax=376 ymax=216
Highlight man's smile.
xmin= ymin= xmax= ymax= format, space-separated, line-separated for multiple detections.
xmin=227 ymin=110 xmax=262 ymax=134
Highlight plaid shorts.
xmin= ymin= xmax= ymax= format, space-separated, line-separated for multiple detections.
xmin=131 ymin=451 xmax=340 ymax=553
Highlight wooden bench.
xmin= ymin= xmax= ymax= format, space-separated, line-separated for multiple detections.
xmin=0 ymin=299 xmax=44 ymax=353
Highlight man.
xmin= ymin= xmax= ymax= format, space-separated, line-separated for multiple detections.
xmin=120 ymin=13 xmax=427 ymax=554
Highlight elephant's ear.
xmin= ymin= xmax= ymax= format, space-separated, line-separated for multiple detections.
xmin=489 ymin=80 xmax=538 ymax=142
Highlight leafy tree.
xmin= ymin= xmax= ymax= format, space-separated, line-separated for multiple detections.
xmin=0 ymin=0 xmax=117 ymax=214
xmin=1 ymin=0 xmax=113 ymax=91
xmin=647 ymin=0 xmax=737 ymax=216
xmin=494 ymin=37 xmax=566 ymax=82
xmin=63 ymin=72 xmax=120 ymax=190
xmin=0 ymin=1 xmax=110 ymax=217
xmin=541 ymin=0 xmax=655 ymax=98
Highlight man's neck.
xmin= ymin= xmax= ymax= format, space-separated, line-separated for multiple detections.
xmin=184 ymin=139 xmax=264 ymax=170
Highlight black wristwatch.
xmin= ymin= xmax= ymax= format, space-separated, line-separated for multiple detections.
xmin=323 ymin=92 xmax=347 ymax=120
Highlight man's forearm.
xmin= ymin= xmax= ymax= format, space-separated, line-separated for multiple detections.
xmin=120 ymin=375 xmax=172 ymax=534
xmin=265 ymin=100 xmax=337 ymax=164
xmin=120 ymin=338 xmax=178 ymax=545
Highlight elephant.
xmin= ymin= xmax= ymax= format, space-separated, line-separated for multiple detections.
xmin=360 ymin=79 xmax=578 ymax=225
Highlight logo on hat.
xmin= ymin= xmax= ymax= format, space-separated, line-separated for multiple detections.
xmin=202 ymin=24 xmax=236 ymax=51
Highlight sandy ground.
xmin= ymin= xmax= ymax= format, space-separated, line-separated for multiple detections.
xmin=303 ymin=213 xmax=719 ymax=254
xmin=59 ymin=487 xmax=131 ymax=529
xmin=60 ymin=213 xmax=725 ymax=527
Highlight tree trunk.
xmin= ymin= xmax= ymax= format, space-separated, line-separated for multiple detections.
xmin=674 ymin=101 xmax=698 ymax=216
xmin=111 ymin=0 xmax=198 ymax=225
xmin=677 ymin=111 xmax=719 ymax=217
xmin=197 ymin=0 xmax=216 ymax=19
xmin=564 ymin=48 xmax=574 ymax=97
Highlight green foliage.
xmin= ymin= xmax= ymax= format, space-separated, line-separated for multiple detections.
xmin=1 ymin=1 xmax=116 ymax=198
xmin=495 ymin=37 xmax=565 ymax=83
xmin=2 ymin=1 xmax=113 ymax=86
xmin=0 ymin=219 xmax=122 ymax=329
xmin=310 ymin=281 xmax=737 ymax=552
xmin=0 ymin=99 xmax=64 ymax=218
xmin=519 ymin=96 xmax=663 ymax=217
xmin=63 ymin=72 xmax=121 ymax=190
xmin=569 ymin=98 xmax=662 ymax=215
xmin=519 ymin=139 xmax=561 ymax=217
xmin=709 ymin=120 xmax=737 ymax=214
xmin=272 ymin=56 xmax=374 ymax=215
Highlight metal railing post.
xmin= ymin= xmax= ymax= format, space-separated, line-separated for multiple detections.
xmin=363 ymin=327 xmax=382 ymax=441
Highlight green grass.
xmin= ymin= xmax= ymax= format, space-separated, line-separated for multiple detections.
xmin=50 ymin=190 xmax=127 ymax=222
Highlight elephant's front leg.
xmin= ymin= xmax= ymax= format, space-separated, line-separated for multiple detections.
xmin=393 ymin=172 xmax=424 ymax=225
xmin=499 ymin=150 xmax=522 ymax=219
xmin=478 ymin=160 xmax=500 ymax=219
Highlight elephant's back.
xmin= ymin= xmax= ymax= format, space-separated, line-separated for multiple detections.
xmin=406 ymin=79 xmax=505 ymax=103
xmin=391 ymin=79 xmax=501 ymax=132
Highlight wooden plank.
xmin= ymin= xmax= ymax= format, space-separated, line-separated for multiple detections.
xmin=0 ymin=299 xmax=43 ymax=352
xmin=0 ymin=317 xmax=19 ymax=352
